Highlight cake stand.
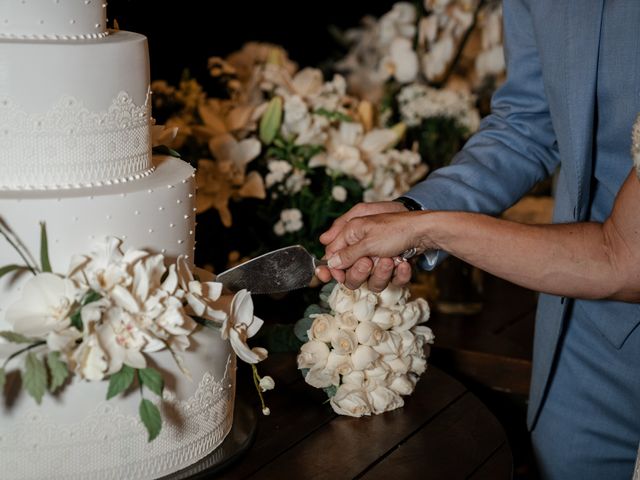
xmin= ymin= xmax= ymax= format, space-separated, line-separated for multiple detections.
xmin=162 ymin=397 xmax=257 ymax=479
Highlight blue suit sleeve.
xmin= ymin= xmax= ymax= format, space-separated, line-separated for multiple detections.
xmin=404 ymin=0 xmax=560 ymax=269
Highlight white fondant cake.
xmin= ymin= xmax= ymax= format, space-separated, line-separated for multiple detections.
xmin=0 ymin=2 xmax=238 ymax=479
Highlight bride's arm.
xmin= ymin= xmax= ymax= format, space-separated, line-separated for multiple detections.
xmin=326 ymin=169 xmax=640 ymax=302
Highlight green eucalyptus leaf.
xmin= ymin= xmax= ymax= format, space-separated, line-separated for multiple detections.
xmin=39 ymin=222 xmax=52 ymax=273
xmin=139 ymin=398 xmax=162 ymax=442
xmin=0 ymin=264 xmax=28 ymax=279
xmin=303 ymin=304 xmax=325 ymax=318
xmin=0 ymin=331 xmax=35 ymax=344
xmin=46 ymin=351 xmax=69 ymax=392
xmin=259 ymin=96 xmax=283 ymax=145
xmin=323 ymin=384 xmax=338 ymax=398
xmin=138 ymin=367 xmax=164 ymax=397
xmin=106 ymin=365 xmax=135 ymax=400
xmin=293 ymin=317 xmax=314 ymax=343
xmin=24 ymin=352 xmax=47 ymax=404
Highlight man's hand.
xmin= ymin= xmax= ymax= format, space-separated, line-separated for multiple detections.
xmin=316 ymin=201 xmax=414 ymax=291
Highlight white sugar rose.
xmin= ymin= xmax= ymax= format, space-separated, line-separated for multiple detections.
xmin=352 ymin=292 xmax=378 ymax=322
xmin=351 ymin=345 xmax=379 ymax=371
xmin=305 ymin=368 xmax=337 ymax=388
xmin=355 ymin=321 xmax=386 ymax=346
xmin=325 ymin=351 xmax=353 ymax=377
xmin=308 ymin=314 xmax=339 ymax=343
xmin=331 ymin=329 xmax=358 ymax=355
xmin=370 ymin=307 xmax=402 ymax=330
xmin=334 ymin=312 xmax=359 ymax=331
xmin=367 ymin=385 xmax=404 ymax=414
xmin=330 ymin=384 xmax=372 ymax=417
xmin=388 ymin=374 xmax=416 ymax=395
xmin=413 ymin=325 xmax=435 ymax=344
xmin=5 ymin=273 xmax=80 ymax=339
xmin=364 ymin=362 xmax=390 ymax=386
xmin=297 ymin=340 xmax=330 ymax=369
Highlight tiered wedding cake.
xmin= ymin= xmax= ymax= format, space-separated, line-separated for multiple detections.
xmin=0 ymin=2 xmax=237 ymax=478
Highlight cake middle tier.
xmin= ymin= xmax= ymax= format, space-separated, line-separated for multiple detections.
xmin=0 ymin=31 xmax=152 ymax=189
xmin=0 ymin=156 xmax=196 ymax=325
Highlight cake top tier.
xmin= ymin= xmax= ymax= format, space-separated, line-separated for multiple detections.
xmin=0 ymin=0 xmax=108 ymax=40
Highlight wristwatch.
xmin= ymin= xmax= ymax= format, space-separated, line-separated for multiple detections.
xmin=393 ymin=196 xmax=423 ymax=212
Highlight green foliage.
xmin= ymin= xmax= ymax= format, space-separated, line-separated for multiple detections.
xmin=152 ymin=145 xmax=181 ymax=158
xmin=293 ymin=317 xmax=314 ymax=343
xmin=139 ymin=398 xmax=162 ymax=442
xmin=0 ymin=331 xmax=35 ymax=344
xmin=23 ymin=352 xmax=47 ymax=404
xmin=39 ymin=222 xmax=52 ymax=273
xmin=106 ymin=365 xmax=136 ymax=400
xmin=323 ymin=385 xmax=338 ymax=398
xmin=46 ymin=352 xmax=69 ymax=392
xmin=314 ymin=108 xmax=353 ymax=123
xmin=259 ymin=96 xmax=283 ymax=145
xmin=409 ymin=116 xmax=470 ymax=171
xmin=0 ymin=367 xmax=5 ymax=391
xmin=259 ymin=324 xmax=304 ymax=353
xmin=138 ymin=368 xmax=164 ymax=397
xmin=69 ymin=290 xmax=102 ymax=332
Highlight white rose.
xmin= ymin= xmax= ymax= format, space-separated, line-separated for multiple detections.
xmin=367 ymin=385 xmax=405 ymax=414
xmin=328 ymin=284 xmax=359 ymax=313
xmin=297 ymin=340 xmax=330 ymax=369
xmin=371 ymin=307 xmax=402 ymax=330
xmin=365 ymin=361 xmax=390 ymax=386
xmin=308 ymin=314 xmax=339 ymax=343
xmin=330 ymin=384 xmax=372 ymax=417
xmin=413 ymin=297 xmax=431 ymax=324
xmin=373 ymin=331 xmax=403 ymax=356
xmin=378 ymin=284 xmax=409 ymax=307
xmin=413 ymin=325 xmax=435 ymax=344
xmin=355 ymin=321 xmax=387 ymax=346
xmin=351 ymin=345 xmax=380 ymax=371
xmin=331 ymin=329 xmax=358 ymax=355
xmin=342 ymin=370 xmax=366 ymax=388
xmin=388 ymin=374 xmax=416 ymax=395
xmin=384 ymin=354 xmax=412 ymax=374
xmin=410 ymin=354 xmax=427 ymax=375
xmin=397 ymin=302 xmax=422 ymax=331
xmin=305 ymin=368 xmax=338 ymax=388
xmin=398 ymin=330 xmax=423 ymax=356
xmin=325 ymin=352 xmax=353 ymax=377
xmin=352 ymin=293 xmax=378 ymax=322
xmin=334 ymin=312 xmax=359 ymax=331
xmin=259 ymin=376 xmax=275 ymax=392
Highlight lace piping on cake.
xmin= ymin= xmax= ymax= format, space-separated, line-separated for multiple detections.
xmin=0 ymin=31 xmax=109 ymax=40
xmin=0 ymin=355 xmax=237 ymax=480
xmin=0 ymin=90 xmax=152 ymax=189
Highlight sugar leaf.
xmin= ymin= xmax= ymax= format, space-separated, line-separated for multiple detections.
xmin=46 ymin=351 xmax=69 ymax=392
xmin=106 ymin=365 xmax=135 ymax=400
xmin=0 ymin=264 xmax=28 ymax=279
xmin=138 ymin=367 xmax=164 ymax=397
xmin=24 ymin=352 xmax=47 ymax=404
xmin=0 ymin=331 xmax=34 ymax=344
xmin=39 ymin=222 xmax=52 ymax=273
xmin=139 ymin=398 xmax=162 ymax=442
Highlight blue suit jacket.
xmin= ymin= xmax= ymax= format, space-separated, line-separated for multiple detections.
xmin=404 ymin=0 xmax=640 ymax=429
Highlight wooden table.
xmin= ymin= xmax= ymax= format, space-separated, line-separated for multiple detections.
xmin=218 ymin=353 xmax=512 ymax=480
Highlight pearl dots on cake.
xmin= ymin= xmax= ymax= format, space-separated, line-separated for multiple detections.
xmin=158 ymin=206 xmax=164 ymax=211
xmin=176 ymin=199 xmax=182 ymax=204
xmin=169 ymin=223 xmax=175 ymax=228
xmin=148 ymin=228 xmax=154 ymax=233
xmin=177 ymin=240 xmax=184 ymax=245
xmin=134 ymin=210 xmax=140 ymax=215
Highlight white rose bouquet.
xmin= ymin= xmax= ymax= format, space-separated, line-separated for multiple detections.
xmin=296 ymin=282 xmax=434 ymax=417
xmin=0 ymin=222 xmax=269 ymax=440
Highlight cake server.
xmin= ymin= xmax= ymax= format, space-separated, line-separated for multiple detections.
xmin=215 ymin=245 xmax=328 ymax=294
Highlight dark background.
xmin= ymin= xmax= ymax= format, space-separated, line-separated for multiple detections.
xmin=108 ymin=0 xmax=398 ymax=84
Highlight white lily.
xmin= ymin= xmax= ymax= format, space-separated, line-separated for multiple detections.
xmin=221 ymin=290 xmax=267 ymax=364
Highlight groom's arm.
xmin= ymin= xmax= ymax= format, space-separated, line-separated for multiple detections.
xmin=404 ymin=0 xmax=560 ymax=267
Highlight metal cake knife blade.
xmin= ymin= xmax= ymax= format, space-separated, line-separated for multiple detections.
xmin=215 ymin=245 xmax=328 ymax=294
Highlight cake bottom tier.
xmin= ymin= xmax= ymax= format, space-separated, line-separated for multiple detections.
xmin=0 ymin=156 xmax=196 ymax=326
xmin=0 ymin=327 xmax=236 ymax=480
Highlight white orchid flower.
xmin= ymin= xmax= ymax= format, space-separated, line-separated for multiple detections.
xmin=221 ymin=290 xmax=267 ymax=364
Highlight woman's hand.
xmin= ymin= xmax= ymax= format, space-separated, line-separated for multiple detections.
xmin=316 ymin=201 xmax=414 ymax=291
xmin=323 ymin=210 xmax=433 ymax=290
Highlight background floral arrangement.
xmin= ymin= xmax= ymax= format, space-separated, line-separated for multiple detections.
xmin=296 ymin=281 xmax=433 ymax=416
xmin=0 ymin=221 xmax=268 ymax=440
xmin=150 ymin=0 xmax=505 ymax=273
